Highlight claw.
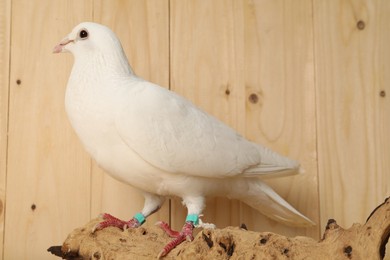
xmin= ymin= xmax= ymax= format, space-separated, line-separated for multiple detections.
xmin=92 ymin=213 xmax=107 ymax=230
xmin=157 ymin=221 xmax=194 ymax=258
xmin=158 ymin=235 xmax=186 ymax=258
xmin=91 ymin=224 xmax=98 ymax=234
xmin=156 ymin=221 xmax=180 ymax=238
xmin=157 ymin=250 xmax=165 ymax=259
xmin=92 ymin=213 xmax=140 ymax=233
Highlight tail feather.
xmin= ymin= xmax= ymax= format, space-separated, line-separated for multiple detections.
xmin=244 ymin=145 xmax=302 ymax=179
xmin=237 ymin=179 xmax=314 ymax=227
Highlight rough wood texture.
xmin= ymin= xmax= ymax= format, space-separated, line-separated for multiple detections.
xmin=50 ymin=197 xmax=390 ymax=259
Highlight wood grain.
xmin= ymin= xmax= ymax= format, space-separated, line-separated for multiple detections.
xmin=0 ymin=0 xmax=10 ymax=258
xmin=170 ymin=0 xmax=319 ymax=238
xmin=314 ymin=0 xmax=390 ymax=230
xmin=241 ymin=0 xmax=318 ymax=238
xmin=92 ymin=0 xmax=170 ymax=227
xmin=4 ymin=1 xmax=93 ymax=259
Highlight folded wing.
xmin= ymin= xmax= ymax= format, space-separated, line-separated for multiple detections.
xmin=115 ymin=81 xmax=299 ymax=178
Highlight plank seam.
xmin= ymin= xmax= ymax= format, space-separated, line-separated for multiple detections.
xmin=310 ymin=0 xmax=322 ymax=237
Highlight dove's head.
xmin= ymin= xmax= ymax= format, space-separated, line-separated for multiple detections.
xmin=53 ymin=22 xmax=123 ymax=57
xmin=54 ymin=22 xmax=133 ymax=75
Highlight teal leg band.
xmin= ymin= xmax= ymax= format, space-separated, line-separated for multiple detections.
xmin=134 ymin=212 xmax=145 ymax=225
xmin=186 ymin=214 xmax=199 ymax=225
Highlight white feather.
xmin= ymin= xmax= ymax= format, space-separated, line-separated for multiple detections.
xmin=56 ymin=22 xmax=314 ymax=227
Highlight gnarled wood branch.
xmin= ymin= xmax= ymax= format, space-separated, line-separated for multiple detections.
xmin=48 ymin=197 xmax=390 ymax=259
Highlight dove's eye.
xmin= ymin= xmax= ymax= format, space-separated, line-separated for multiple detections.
xmin=79 ymin=30 xmax=88 ymax=39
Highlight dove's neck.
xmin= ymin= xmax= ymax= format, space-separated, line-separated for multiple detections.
xmin=73 ymin=45 xmax=135 ymax=79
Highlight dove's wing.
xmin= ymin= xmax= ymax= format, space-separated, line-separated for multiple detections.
xmin=115 ymin=80 xmax=298 ymax=178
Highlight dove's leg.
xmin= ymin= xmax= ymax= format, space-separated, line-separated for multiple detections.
xmin=157 ymin=196 xmax=205 ymax=258
xmin=93 ymin=193 xmax=165 ymax=232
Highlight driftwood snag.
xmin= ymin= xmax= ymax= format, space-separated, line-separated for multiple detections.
xmin=49 ymin=197 xmax=390 ymax=259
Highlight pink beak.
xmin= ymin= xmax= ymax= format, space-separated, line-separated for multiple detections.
xmin=53 ymin=37 xmax=73 ymax=53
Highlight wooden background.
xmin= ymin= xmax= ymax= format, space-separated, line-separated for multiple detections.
xmin=0 ymin=0 xmax=389 ymax=259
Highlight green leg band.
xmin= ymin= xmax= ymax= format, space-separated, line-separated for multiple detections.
xmin=186 ymin=214 xmax=199 ymax=225
xmin=134 ymin=212 xmax=145 ymax=225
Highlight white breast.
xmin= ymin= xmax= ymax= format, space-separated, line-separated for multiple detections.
xmin=64 ymin=69 xmax=167 ymax=194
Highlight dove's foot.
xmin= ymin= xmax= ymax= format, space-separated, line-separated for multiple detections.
xmin=156 ymin=221 xmax=194 ymax=258
xmin=92 ymin=213 xmax=144 ymax=232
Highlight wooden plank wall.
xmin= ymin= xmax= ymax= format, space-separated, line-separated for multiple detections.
xmin=314 ymin=0 xmax=390 ymax=231
xmin=5 ymin=2 xmax=93 ymax=259
xmin=169 ymin=0 xmax=319 ymax=238
xmin=0 ymin=0 xmax=10 ymax=258
xmin=0 ymin=0 xmax=388 ymax=259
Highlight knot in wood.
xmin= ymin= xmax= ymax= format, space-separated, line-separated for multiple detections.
xmin=357 ymin=20 xmax=365 ymax=30
xmin=248 ymin=93 xmax=259 ymax=104
xmin=343 ymin=245 xmax=352 ymax=258
xmin=325 ymin=219 xmax=338 ymax=230
xmin=240 ymin=223 xmax=247 ymax=230
xmin=93 ymin=251 xmax=101 ymax=259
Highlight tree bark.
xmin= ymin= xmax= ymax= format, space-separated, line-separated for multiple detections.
xmin=48 ymin=197 xmax=390 ymax=259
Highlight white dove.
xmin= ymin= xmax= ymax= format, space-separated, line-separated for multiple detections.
xmin=54 ymin=22 xmax=314 ymax=258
